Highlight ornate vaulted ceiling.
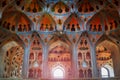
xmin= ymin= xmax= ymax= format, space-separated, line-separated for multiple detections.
xmin=0 ymin=0 xmax=119 ymax=45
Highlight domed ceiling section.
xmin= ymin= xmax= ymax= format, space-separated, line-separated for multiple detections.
xmin=0 ymin=27 xmax=12 ymax=44
xmin=16 ymin=0 xmax=45 ymax=13
xmin=111 ymin=0 xmax=120 ymax=11
xmin=1 ymin=5 xmax=33 ymax=32
xmin=86 ymin=3 xmax=120 ymax=32
xmin=63 ymin=13 xmax=83 ymax=31
xmin=77 ymin=0 xmax=106 ymax=13
xmin=51 ymin=1 xmax=70 ymax=14
xmin=0 ymin=0 xmax=14 ymax=11
xmin=0 ymin=27 xmax=25 ymax=48
xmin=38 ymin=13 xmax=56 ymax=31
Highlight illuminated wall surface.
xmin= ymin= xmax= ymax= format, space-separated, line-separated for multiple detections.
xmin=0 ymin=0 xmax=120 ymax=79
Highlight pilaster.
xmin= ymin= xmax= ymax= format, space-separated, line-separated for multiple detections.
xmin=91 ymin=44 xmax=99 ymax=78
xmin=22 ymin=46 xmax=30 ymax=78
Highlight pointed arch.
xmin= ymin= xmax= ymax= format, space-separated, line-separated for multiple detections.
xmin=95 ymin=34 xmax=116 ymax=46
xmin=0 ymin=0 xmax=15 ymax=12
xmin=86 ymin=2 xmax=120 ymax=32
xmin=0 ymin=27 xmax=25 ymax=49
xmin=0 ymin=41 xmax=24 ymax=78
xmin=95 ymin=34 xmax=120 ymax=77
xmin=111 ymin=0 xmax=120 ymax=14
xmin=1 ymin=3 xmax=18 ymax=20
xmin=30 ymin=31 xmax=44 ymax=45
xmin=37 ymin=13 xmax=56 ymax=31
xmin=76 ymin=31 xmax=92 ymax=46
xmin=76 ymin=0 xmax=106 ymax=13
xmin=47 ymin=32 xmax=73 ymax=79
xmin=52 ymin=65 xmax=65 ymax=78
xmin=103 ymin=64 xmax=114 ymax=77
xmin=1 ymin=5 xmax=34 ymax=32
xmin=109 ymin=29 xmax=120 ymax=43
xmin=63 ymin=13 xmax=83 ymax=31
xmin=51 ymin=1 xmax=70 ymax=14
xmin=48 ymin=31 xmax=72 ymax=47
xmin=16 ymin=0 xmax=45 ymax=13
xmin=0 ymin=29 xmax=25 ymax=78
xmin=77 ymin=31 xmax=93 ymax=78
xmin=28 ymin=31 xmax=43 ymax=78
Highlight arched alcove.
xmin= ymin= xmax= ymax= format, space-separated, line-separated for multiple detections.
xmin=86 ymin=2 xmax=120 ymax=32
xmin=96 ymin=37 xmax=120 ymax=77
xmin=101 ymin=67 xmax=109 ymax=78
xmin=37 ymin=13 xmax=56 ymax=31
xmin=28 ymin=32 xmax=43 ymax=79
xmin=52 ymin=65 xmax=65 ymax=78
xmin=101 ymin=64 xmax=114 ymax=78
xmin=1 ymin=5 xmax=33 ymax=32
xmin=63 ymin=13 xmax=83 ymax=31
xmin=0 ymin=41 xmax=24 ymax=78
xmin=48 ymin=40 xmax=72 ymax=79
xmin=77 ymin=32 xmax=92 ymax=78
xmin=76 ymin=0 xmax=106 ymax=13
xmin=51 ymin=1 xmax=70 ymax=14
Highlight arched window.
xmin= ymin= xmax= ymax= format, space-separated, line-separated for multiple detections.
xmin=52 ymin=66 xmax=65 ymax=78
xmin=101 ymin=67 xmax=109 ymax=78
xmin=104 ymin=65 xmax=114 ymax=77
xmin=53 ymin=68 xmax=64 ymax=78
